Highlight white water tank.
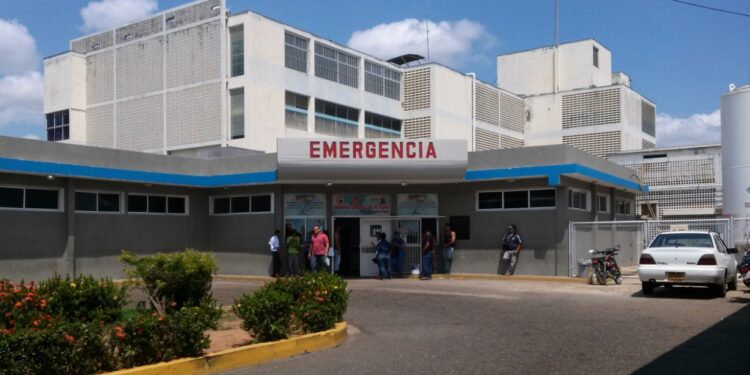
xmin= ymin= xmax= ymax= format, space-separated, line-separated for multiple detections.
xmin=721 ymin=83 xmax=750 ymax=219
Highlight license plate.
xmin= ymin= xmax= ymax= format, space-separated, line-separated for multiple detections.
xmin=666 ymin=272 xmax=686 ymax=282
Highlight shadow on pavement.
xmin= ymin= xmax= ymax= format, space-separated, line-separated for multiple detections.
xmin=631 ymin=286 xmax=721 ymax=300
xmin=632 ymin=303 xmax=750 ymax=374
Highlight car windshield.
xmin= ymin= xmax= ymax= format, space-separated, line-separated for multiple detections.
xmin=649 ymin=233 xmax=713 ymax=248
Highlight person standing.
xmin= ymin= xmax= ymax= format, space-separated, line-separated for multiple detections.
xmin=286 ymin=230 xmax=301 ymax=276
xmin=443 ymin=223 xmax=457 ymax=274
xmin=390 ymin=231 xmax=406 ymax=278
xmin=420 ymin=229 xmax=435 ymax=280
xmin=373 ymin=232 xmax=391 ymax=280
xmin=308 ymin=226 xmax=329 ymax=272
xmin=268 ymin=229 xmax=281 ymax=277
xmin=501 ymin=225 xmax=523 ymax=276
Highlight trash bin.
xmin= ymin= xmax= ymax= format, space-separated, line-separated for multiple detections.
xmin=577 ymin=258 xmax=592 ymax=278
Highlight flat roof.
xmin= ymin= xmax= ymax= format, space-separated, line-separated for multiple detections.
xmin=0 ymin=136 xmax=646 ymax=192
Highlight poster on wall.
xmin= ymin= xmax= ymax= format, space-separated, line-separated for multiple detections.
xmin=332 ymin=194 xmax=391 ymax=216
xmin=284 ymin=217 xmax=326 ymax=241
xmin=397 ymin=194 xmax=438 ymax=216
xmin=284 ymin=194 xmax=326 ymax=216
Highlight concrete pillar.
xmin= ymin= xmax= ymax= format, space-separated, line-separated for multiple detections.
xmin=61 ymin=178 xmax=76 ymax=277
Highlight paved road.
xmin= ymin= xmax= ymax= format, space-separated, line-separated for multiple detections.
xmin=215 ymin=277 xmax=750 ymax=375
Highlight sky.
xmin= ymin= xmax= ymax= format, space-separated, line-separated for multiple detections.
xmin=0 ymin=0 xmax=748 ymax=147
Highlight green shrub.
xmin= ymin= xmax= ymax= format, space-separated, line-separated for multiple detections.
xmin=111 ymin=297 xmax=222 ymax=368
xmin=119 ymin=250 xmax=217 ymax=309
xmin=294 ymin=273 xmax=348 ymax=332
xmin=234 ymin=286 xmax=294 ymax=342
xmin=234 ymin=273 xmax=348 ymax=343
xmin=38 ymin=274 xmax=127 ymax=323
xmin=0 ymin=322 xmax=115 ymax=375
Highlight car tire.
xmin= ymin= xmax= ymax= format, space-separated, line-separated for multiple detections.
xmin=712 ymin=279 xmax=727 ymax=298
xmin=642 ymin=282 xmax=654 ymax=296
xmin=744 ymin=279 xmax=750 ymax=288
xmin=728 ymin=277 xmax=737 ymax=291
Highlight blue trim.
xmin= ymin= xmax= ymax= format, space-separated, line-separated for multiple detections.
xmin=284 ymin=106 xmax=308 ymax=115
xmin=0 ymin=157 xmax=276 ymax=187
xmin=364 ymin=123 xmax=401 ymax=135
xmin=465 ymin=163 xmax=648 ymax=192
xmin=314 ymin=113 xmax=359 ymax=127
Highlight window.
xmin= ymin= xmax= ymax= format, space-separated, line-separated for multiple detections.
xmin=365 ymin=61 xmax=401 ymax=100
xmin=0 ymin=187 xmax=24 ymax=208
xmin=364 ymin=112 xmax=401 ymax=138
xmin=230 ymin=88 xmax=244 ymax=139
xmin=593 ymin=46 xmax=599 ymax=68
xmin=650 ymin=233 xmax=713 ymax=248
xmin=616 ymin=199 xmax=632 ymax=215
xmin=598 ymin=194 xmax=609 ymax=213
xmin=314 ymin=99 xmax=359 ymax=138
xmin=530 ymin=189 xmax=556 ymax=208
xmin=75 ymin=191 xmax=121 ymax=213
xmin=504 ymin=191 xmax=528 ymax=209
xmin=314 ymin=43 xmax=359 ymax=88
xmin=285 ymin=92 xmax=309 ymax=131
xmin=212 ymin=194 xmax=273 ymax=214
xmin=477 ymin=189 xmax=555 ymax=210
xmin=1 ymin=186 xmax=61 ymax=210
xmin=46 ymin=109 xmax=70 ymax=142
xmin=127 ymin=194 xmax=187 ymax=214
xmin=568 ymin=189 xmax=589 ymax=210
xmin=230 ymin=26 xmax=244 ymax=77
xmin=285 ymin=32 xmax=308 ymax=73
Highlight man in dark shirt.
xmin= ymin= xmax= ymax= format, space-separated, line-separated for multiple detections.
xmin=502 ymin=225 xmax=523 ymax=275
xmin=421 ymin=229 xmax=435 ymax=280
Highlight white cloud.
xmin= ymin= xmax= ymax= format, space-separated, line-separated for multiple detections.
xmin=22 ymin=134 xmax=41 ymax=140
xmin=0 ymin=71 xmax=44 ymax=128
xmin=348 ymin=18 xmax=496 ymax=68
xmin=80 ymin=0 xmax=158 ymax=33
xmin=656 ymin=110 xmax=721 ymax=147
xmin=0 ymin=19 xmax=38 ymax=75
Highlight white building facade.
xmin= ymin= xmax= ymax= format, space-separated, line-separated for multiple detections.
xmin=608 ymin=145 xmax=722 ymax=219
xmin=44 ymin=0 xmax=526 ymax=154
xmin=498 ymin=39 xmax=656 ymax=157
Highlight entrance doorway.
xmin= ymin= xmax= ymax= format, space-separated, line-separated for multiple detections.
xmin=333 ymin=218 xmax=360 ymax=277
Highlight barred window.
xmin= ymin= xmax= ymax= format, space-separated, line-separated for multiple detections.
xmin=285 ymin=32 xmax=308 ymax=73
xmin=285 ymin=92 xmax=309 ymax=131
xmin=365 ymin=61 xmax=401 ymax=100
xmin=314 ymin=99 xmax=359 ymax=138
xmin=314 ymin=43 xmax=359 ymax=88
xmin=364 ymin=112 xmax=401 ymax=138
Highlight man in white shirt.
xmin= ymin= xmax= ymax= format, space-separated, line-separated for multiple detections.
xmin=269 ymin=229 xmax=281 ymax=277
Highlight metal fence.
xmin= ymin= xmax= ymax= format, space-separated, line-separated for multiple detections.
xmin=569 ymin=218 xmax=733 ymax=277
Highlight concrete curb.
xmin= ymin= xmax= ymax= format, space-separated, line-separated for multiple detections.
xmin=407 ymin=273 xmax=589 ymax=283
xmin=105 ymin=322 xmax=348 ymax=375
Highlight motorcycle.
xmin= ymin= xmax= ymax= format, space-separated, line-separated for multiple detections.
xmin=738 ymin=250 xmax=750 ymax=287
xmin=588 ymin=247 xmax=623 ymax=285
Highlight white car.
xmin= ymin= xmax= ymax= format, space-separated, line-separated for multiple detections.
xmin=639 ymin=231 xmax=738 ymax=297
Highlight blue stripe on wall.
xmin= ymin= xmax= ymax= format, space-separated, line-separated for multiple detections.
xmin=464 ymin=163 xmax=648 ymax=192
xmin=0 ymin=157 xmax=276 ymax=187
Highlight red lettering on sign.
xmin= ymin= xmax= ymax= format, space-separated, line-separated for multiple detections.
xmin=391 ymin=142 xmax=403 ymax=158
xmin=310 ymin=141 xmax=321 ymax=158
xmin=352 ymin=142 xmax=363 ymax=158
xmin=339 ymin=142 xmax=350 ymax=159
xmin=425 ymin=142 xmax=437 ymax=159
xmin=323 ymin=142 xmax=337 ymax=158
xmin=365 ymin=142 xmax=376 ymax=158
xmin=406 ymin=142 xmax=416 ymax=158
xmin=378 ymin=142 xmax=388 ymax=158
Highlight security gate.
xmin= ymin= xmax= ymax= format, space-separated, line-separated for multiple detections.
xmin=358 ymin=217 xmax=422 ymax=277
xmin=569 ymin=218 xmax=733 ymax=277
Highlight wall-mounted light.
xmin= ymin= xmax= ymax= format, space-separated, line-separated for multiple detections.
xmin=400 ymin=182 xmax=408 ymax=187
xmin=47 ymin=175 xmax=55 ymax=180
xmin=325 ymin=182 xmax=333 ymax=187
